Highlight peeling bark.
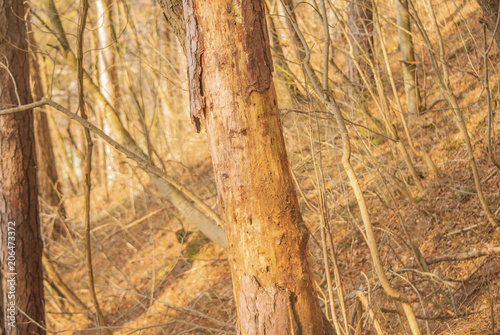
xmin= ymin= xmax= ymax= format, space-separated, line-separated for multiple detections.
xmin=157 ymin=0 xmax=186 ymax=52
xmin=184 ymin=0 xmax=205 ymax=132
xmin=184 ymin=0 xmax=325 ymax=333
xmin=241 ymin=0 xmax=274 ymax=94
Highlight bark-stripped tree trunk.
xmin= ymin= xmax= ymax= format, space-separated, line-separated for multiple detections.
xmin=395 ymin=0 xmax=420 ymax=125
xmin=346 ymin=0 xmax=374 ymax=96
xmin=184 ymin=0 xmax=325 ymax=333
xmin=477 ymin=0 xmax=500 ymax=48
xmin=0 ymin=0 xmax=46 ymax=333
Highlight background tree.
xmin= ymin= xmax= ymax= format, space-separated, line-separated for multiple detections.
xmin=0 ymin=0 xmax=46 ymax=333
xmin=346 ymin=0 xmax=374 ymax=97
xmin=28 ymin=24 xmax=67 ymax=237
xmin=395 ymin=0 xmax=420 ymax=124
xmin=477 ymin=0 xmax=500 ymax=47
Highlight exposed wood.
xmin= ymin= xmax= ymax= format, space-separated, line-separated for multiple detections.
xmin=184 ymin=0 xmax=326 ymax=333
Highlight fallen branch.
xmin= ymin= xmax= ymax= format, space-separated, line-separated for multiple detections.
xmin=0 ymin=97 xmax=226 ymax=248
xmin=380 ymin=307 xmax=486 ymax=321
xmin=423 ymin=246 xmax=500 ymax=265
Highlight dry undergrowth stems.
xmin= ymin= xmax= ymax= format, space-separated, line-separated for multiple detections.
xmin=281 ymin=2 xmax=422 ymax=334
xmin=356 ymin=291 xmax=385 ymax=335
xmin=372 ymin=0 xmax=439 ymax=180
xmin=409 ymin=0 xmax=497 ymax=227
xmin=329 ymin=2 xmax=425 ymax=197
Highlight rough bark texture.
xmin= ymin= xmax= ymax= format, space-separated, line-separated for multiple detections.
xmin=395 ymin=0 xmax=420 ymax=124
xmin=477 ymin=0 xmax=500 ymax=48
xmin=346 ymin=0 xmax=374 ymax=95
xmin=0 ymin=0 xmax=46 ymax=333
xmin=184 ymin=0 xmax=205 ymax=132
xmin=157 ymin=0 xmax=186 ymax=52
xmin=184 ymin=0 xmax=325 ymax=333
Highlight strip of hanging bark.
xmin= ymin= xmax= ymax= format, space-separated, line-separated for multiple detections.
xmin=184 ymin=0 xmax=205 ymax=132
xmin=241 ymin=0 xmax=274 ymax=94
xmin=157 ymin=0 xmax=186 ymax=52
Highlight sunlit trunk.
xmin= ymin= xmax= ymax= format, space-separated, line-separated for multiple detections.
xmin=184 ymin=0 xmax=326 ymax=333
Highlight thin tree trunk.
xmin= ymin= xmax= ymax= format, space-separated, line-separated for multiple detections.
xmin=395 ymin=0 xmax=420 ymax=124
xmin=95 ymin=0 xmax=120 ymax=199
xmin=280 ymin=0 xmax=323 ymax=87
xmin=184 ymin=0 xmax=326 ymax=333
xmin=0 ymin=1 xmax=46 ymax=333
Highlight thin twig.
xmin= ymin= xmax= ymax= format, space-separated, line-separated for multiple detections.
xmin=76 ymin=0 xmax=112 ymax=333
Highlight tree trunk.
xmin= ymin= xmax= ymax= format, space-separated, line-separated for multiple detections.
xmin=477 ymin=0 xmax=500 ymax=48
xmin=0 ymin=0 xmax=46 ymax=333
xmin=395 ymin=0 xmax=420 ymax=124
xmin=346 ymin=0 xmax=374 ymax=96
xmin=27 ymin=23 xmax=67 ymax=236
xmin=184 ymin=0 xmax=325 ymax=333
xmin=95 ymin=0 xmax=120 ymax=198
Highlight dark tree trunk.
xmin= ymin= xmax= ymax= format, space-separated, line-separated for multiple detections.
xmin=0 ymin=0 xmax=46 ymax=334
xmin=27 ymin=27 xmax=67 ymax=235
xmin=346 ymin=0 xmax=374 ymax=96
xmin=477 ymin=0 xmax=500 ymax=48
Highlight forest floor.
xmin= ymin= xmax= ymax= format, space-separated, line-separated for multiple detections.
xmin=41 ymin=1 xmax=500 ymax=334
